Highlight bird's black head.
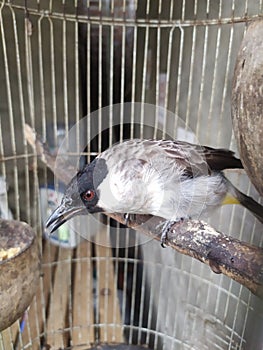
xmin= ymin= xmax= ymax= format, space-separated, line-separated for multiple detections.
xmin=46 ymin=158 xmax=108 ymax=233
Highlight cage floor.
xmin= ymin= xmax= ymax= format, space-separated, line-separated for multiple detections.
xmin=1 ymin=229 xmax=126 ymax=350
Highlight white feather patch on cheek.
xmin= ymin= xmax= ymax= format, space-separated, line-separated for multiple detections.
xmin=96 ymin=171 xmax=124 ymax=212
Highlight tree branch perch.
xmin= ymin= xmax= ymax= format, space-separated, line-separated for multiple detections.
xmin=24 ymin=124 xmax=263 ymax=299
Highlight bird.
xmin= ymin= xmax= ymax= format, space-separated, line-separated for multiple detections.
xmin=46 ymin=139 xmax=263 ymax=244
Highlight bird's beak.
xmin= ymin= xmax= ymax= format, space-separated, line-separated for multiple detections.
xmin=46 ymin=201 xmax=86 ymax=234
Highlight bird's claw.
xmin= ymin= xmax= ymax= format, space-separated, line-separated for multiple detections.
xmin=160 ymin=218 xmax=186 ymax=248
xmin=161 ymin=241 xmax=167 ymax=248
xmin=124 ymin=213 xmax=129 ymax=226
xmin=160 ymin=221 xmax=174 ymax=248
xmin=124 ymin=213 xmax=136 ymax=226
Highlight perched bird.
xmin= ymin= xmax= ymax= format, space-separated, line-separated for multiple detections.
xmin=46 ymin=139 xmax=263 ymax=243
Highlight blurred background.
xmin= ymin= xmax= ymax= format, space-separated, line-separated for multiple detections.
xmin=0 ymin=1 xmax=262 ymax=349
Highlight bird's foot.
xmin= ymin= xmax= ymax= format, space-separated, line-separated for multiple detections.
xmin=160 ymin=218 xmax=186 ymax=248
xmin=123 ymin=213 xmax=136 ymax=226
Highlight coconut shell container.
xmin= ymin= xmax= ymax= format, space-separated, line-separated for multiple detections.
xmin=0 ymin=219 xmax=40 ymax=331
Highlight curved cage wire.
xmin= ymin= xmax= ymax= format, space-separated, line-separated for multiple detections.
xmin=0 ymin=1 xmax=263 ymax=349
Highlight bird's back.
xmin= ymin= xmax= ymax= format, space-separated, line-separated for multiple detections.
xmin=98 ymin=139 xmax=243 ymax=176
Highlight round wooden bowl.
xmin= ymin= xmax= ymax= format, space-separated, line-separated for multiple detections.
xmin=0 ymin=219 xmax=40 ymax=331
xmin=232 ymin=19 xmax=263 ymax=196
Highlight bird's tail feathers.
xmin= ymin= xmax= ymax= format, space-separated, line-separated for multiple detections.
xmin=225 ymin=182 xmax=263 ymax=224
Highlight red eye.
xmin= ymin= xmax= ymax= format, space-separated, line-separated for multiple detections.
xmin=82 ymin=190 xmax=95 ymax=201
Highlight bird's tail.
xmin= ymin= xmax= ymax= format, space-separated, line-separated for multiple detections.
xmin=224 ymin=181 xmax=263 ymax=224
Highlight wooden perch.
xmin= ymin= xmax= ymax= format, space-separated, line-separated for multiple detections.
xmin=24 ymin=124 xmax=263 ymax=299
xmin=109 ymin=213 xmax=263 ymax=299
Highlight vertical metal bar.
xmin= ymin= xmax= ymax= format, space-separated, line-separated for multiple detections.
xmin=108 ymin=0 xmax=118 ymax=324
xmin=11 ymin=7 xmax=31 ymax=224
xmin=95 ymin=253 xmax=100 ymax=342
xmin=181 ymin=0 xmax=186 ymax=21
xmin=24 ymin=5 xmax=40 ymax=232
xmin=145 ymin=262 xmax=155 ymax=346
xmin=23 ymin=301 xmax=37 ymax=348
xmin=153 ymin=1 xmax=162 ymax=139
xmin=66 ymin=2 xmax=79 ymax=344
xmin=121 ymin=229 xmax=129 ymax=331
xmin=244 ymin=0 xmax=248 ymax=16
xmin=48 ymin=17 xmax=58 ymax=148
xmin=173 ymin=25 xmax=184 ymax=138
xmin=228 ymin=288 xmax=243 ymax=348
xmin=206 ymin=3 xmax=222 ymax=144
xmin=153 ymin=263 xmax=164 ymax=349
xmin=24 ymin=11 xmax=35 ymax=130
xmin=111 ymin=227 xmax=120 ymax=342
xmin=113 ymin=227 xmax=121 ymax=342
xmin=216 ymin=23 xmax=234 ymax=144
xmin=130 ymin=0 xmax=138 ymax=139
xmin=74 ymin=4 xmax=80 ymax=156
xmin=62 ymin=5 xmax=69 ymax=142
xmin=140 ymin=0 xmax=150 ymax=137
xmin=98 ymin=0 xmax=103 ymax=153
xmin=38 ymin=16 xmax=47 ymax=141
xmin=119 ymin=0 xmax=127 ymax=143
xmin=48 ymin=14 xmax=57 ymax=163
xmin=49 ymin=0 xmax=53 ymax=14
xmin=180 ymin=264 xmax=193 ymax=343
xmin=195 ymin=24 xmax=208 ymax=138
xmin=153 ymin=265 xmax=163 ymax=350
xmin=163 ymin=266 xmax=175 ymax=350
xmin=0 ymin=4 xmax=20 ymax=220
xmin=215 ymin=0 xmax=232 ymax=146
xmin=37 ymin=14 xmax=50 ymax=341
xmin=137 ymin=257 xmax=147 ymax=345
xmin=185 ymin=0 xmax=198 ymax=129
xmin=239 ymin=293 xmax=252 ymax=350
xmin=162 ymin=1 xmax=175 ymax=137
xmin=170 ymin=269 xmax=184 ymax=350
xmin=109 ymin=2 xmax=114 ymax=146
xmin=128 ymin=233 xmax=140 ymax=344
xmin=86 ymin=2 xmax=91 ymax=160
xmin=104 ymin=242 xmax=110 ymax=341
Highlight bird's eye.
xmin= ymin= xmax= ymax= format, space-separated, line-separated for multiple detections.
xmin=82 ymin=190 xmax=95 ymax=201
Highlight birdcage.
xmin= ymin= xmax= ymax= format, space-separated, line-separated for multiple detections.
xmin=0 ymin=1 xmax=262 ymax=349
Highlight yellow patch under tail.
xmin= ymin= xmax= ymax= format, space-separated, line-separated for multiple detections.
xmin=222 ymin=193 xmax=240 ymax=205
